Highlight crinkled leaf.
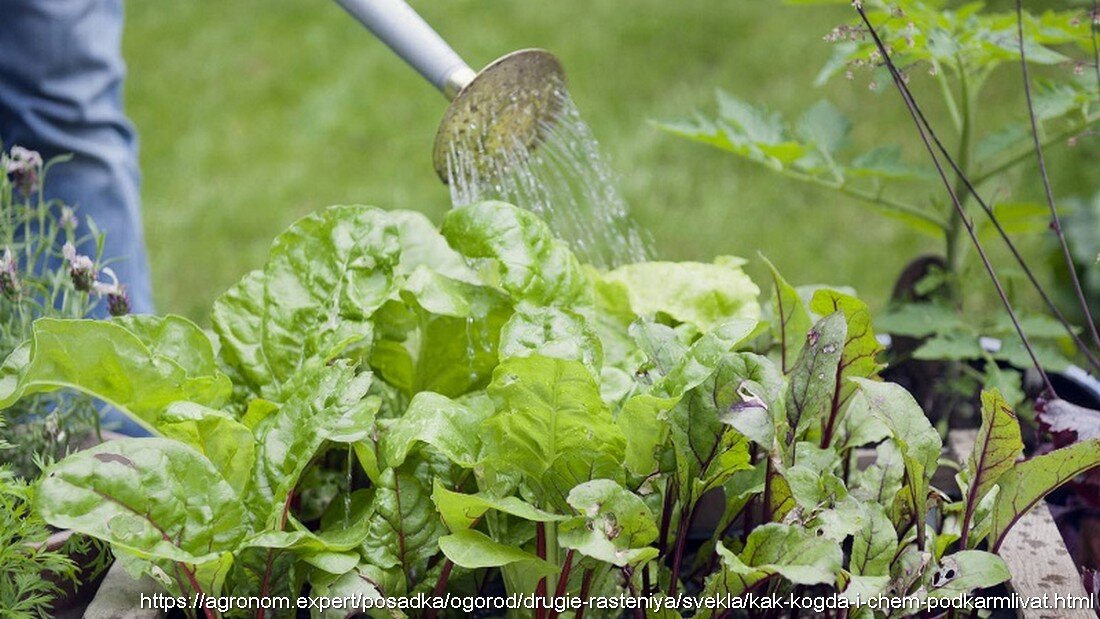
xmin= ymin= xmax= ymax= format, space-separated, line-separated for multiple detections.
xmin=158 ymin=401 xmax=256 ymax=496
xmin=441 ymin=201 xmax=589 ymax=307
xmin=499 ymin=306 xmax=602 ymax=378
xmin=484 ymin=355 xmax=626 ymax=510
xmin=379 ymin=392 xmax=491 ymax=469
xmin=361 ymin=469 xmax=446 ymax=578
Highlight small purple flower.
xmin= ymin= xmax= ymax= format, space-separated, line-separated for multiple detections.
xmin=0 ymin=248 xmax=20 ymax=300
xmin=62 ymin=242 xmax=96 ymax=292
xmin=94 ymin=267 xmax=130 ymax=316
xmin=4 ymin=146 xmax=43 ymax=196
xmin=59 ymin=206 xmax=78 ymax=231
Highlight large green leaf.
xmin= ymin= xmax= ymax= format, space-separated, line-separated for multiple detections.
xmin=917 ymin=551 xmax=1011 ymax=602
xmin=988 ymin=438 xmax=1100 ymax=550
xmin=379 ymin=391 xmax=492 ymax=469
xmin=559 ymin=479 xmax=658 ymax=567
xmin=0 ymin=317 xmax=231 ymax=433
xmin=441 ymin=201 xmax=590 ymax=307
xmin=211 ymin=270 xmax=277 ymax=400
xmin=499 ymin=306 xmax=602 ymax=378
xmin=960 ymin=389 xmax=1023 ymax=548
xmin=701 ymin=524 xmax=842 ymax=610
xmin=158 ymin=401 xmax=257 ymax=496
xmin=484 ymin=355 xmax=626 ymax=509
xmin=262 ymin=205 xmax=400 ymax=385
xmin=36 ymin=439 xmax=249 ymax=568
xmin=850 ymin=504 xmax=897 ymax=577
xmin=599 ymin=258 xmax=760 ymax=332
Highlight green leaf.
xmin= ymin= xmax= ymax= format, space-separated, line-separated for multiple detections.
xmin=850 ymin=504 xmax=897 ymax=577
xmin=158 ymin=402 xmax=257 ymax=496
xmin=0 ymin=317 xmax=231 ymax=433
xmin=499 ymin=306 xmax=603 ymax=378
xmin=484 ymin=355 xmax=626 ymax=509
xmin=262 ymin=205 xmax=400 ymax=385
xmin=211 ymin=270 xmax=278 ymax=400
xmin=762 ymin=256 xmax=811 ymax=373
xmin=599 ymin=258 xmax=760 ymax=332
xmin=430 ymin=480 xmax=565 ymax=532
xmin=361 ymin=468 xmax=446 ymax=578
xmin=796 ymin=100 xmax=850 ymax=155
xmin=437 ymin=529 xmax=557 ymax=577
xmin=379 ymin=392 xmax=492 ymax=469
xmin=559 ymin=479 xmax=658 ymax=566
xmin=809 ymin=290 xmax=885 ymax=448
xmin=989 ymin=438 xmax=1100 ymax=550
xmin=701 ymin=523 xmax=842 ymax=608
xmin=441 ymin=201 xmax=590 ymax=307
xmin=36 ymin=439 xmax=249 ymax=568
xmin=784 ymin=312 xmax=846 ymax=447
xmin=960 ymin=389 xmax=1023 ymax=547
xmin=252 ymin=362 xmax=378 ymax=522
xmin=919 ymin=551 xmax=1011 ymax=600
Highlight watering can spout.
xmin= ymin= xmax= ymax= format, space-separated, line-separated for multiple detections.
xmin=332 ymin=0 xmax=567 ymax=181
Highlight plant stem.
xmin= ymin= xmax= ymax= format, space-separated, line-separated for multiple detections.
xmin=536 ymin=522 xmax=548 ymax=619
xmin=854 ymin=3 xmax=1056 ymax=394
xmin=945 ymin=55 xmax=974 ymax=282
xmin=667 ymin=502 xmax=695 ymax=597
xmin=551 ymin=549 xmax=575 ymax=615
xmin=257 ymin=491 xmax=295 ymax=619
xmin=656 ymin=477 xmax=675 ymax=557
xmin=425 ymin=560 xmax=454 ymax=619
xmin=1016 ymin=0 xmax=1100 ymax=359
xmin=576 ymin=569 xmax=595 ymax=619
xmin=971 ymin=113 xmax=1099 ymax=185
xmin=780 ymin=167 xmax=946 ymax=230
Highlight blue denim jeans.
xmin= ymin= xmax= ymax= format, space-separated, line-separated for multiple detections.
xmin=0 ymin=0 xmax=153 ymax=317
xmin=1 ymin=0 xmax=154 ymax=436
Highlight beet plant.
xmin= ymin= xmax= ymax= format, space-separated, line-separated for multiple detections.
xmin=0 ymin=199 xmax=1096 ymax=617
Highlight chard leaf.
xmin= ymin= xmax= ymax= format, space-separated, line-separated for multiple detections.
xmin=441 ymin=201 xmax=589 ymax=307
xmin=599 ymin=258 xmax=760 ymax=332
xmin=851 ymin=378 xmax=941 ymax=540
xmin=701 ymin=524 xmax=842 ymax=606
xmin=0 ymin=317 xmax=231 ymax=433
xmin=430 ymin=480 xmax=565 ymax=531
xmin=158 ymin=402 xmax=256 ymax=496
xmin=989 ymin=438 xmax=1100 ymax=551
xmin=252 ymin=362 xmax=378 ymax=522
xmin=36 ymin=438 xmax=249 ymax=569
xmin=484 ymin=355 xmax=626 ymax=510
xmin=499 ymin=306 xmax=603 ymax=378
xmin=262 ymin=205 xmax=401 ymax=385
xmin=961 ymin=389 xmax=1023 ymax=547
xmin=762 ymin=256 xmax=811 ymax=373
xmin=850 ymin=504 xmax=897 ymax=577
xmin=361 ymin=469 xmax=446 ymax=579
xmin=211 ymin=270 xmax=277 ymax=399
xmin=438 ymin=529 xmax=557 ymax=577
xmin=379 ymin=391 xmax=491 ymax=469
xmin=617 ymin=392 xmax=678 ymax=476
xmin=784 ymin=312 xmax=846 ymax=448
xmin=559 ymin=479 xmax=658 ymax=567
xmin=809 ymin=290 xmax=885 ymax=447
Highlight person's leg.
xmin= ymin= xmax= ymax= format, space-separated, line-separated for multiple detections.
xmin=0 ymin=0 xmax=153 ymax=316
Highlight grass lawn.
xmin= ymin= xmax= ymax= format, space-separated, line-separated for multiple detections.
xmin=123 ymin=0 xmax=1096 ymax=321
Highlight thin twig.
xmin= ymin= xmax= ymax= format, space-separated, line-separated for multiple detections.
xmin=1016 ymin=0 xmax=1100 ymax=357
xmin=854 ymin=4 xmax=1056 ymax=394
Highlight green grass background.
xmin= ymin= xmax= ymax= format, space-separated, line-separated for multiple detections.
xmin=123 ymin=0 xmax=1096 ymax=321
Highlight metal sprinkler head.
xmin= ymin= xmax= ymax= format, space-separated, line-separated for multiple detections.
xmin=432 ymin=49 xmax=567 ymax=183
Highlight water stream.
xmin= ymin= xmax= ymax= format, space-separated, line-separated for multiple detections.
xmin=444 ymin=90 xmax=653 ymax=269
